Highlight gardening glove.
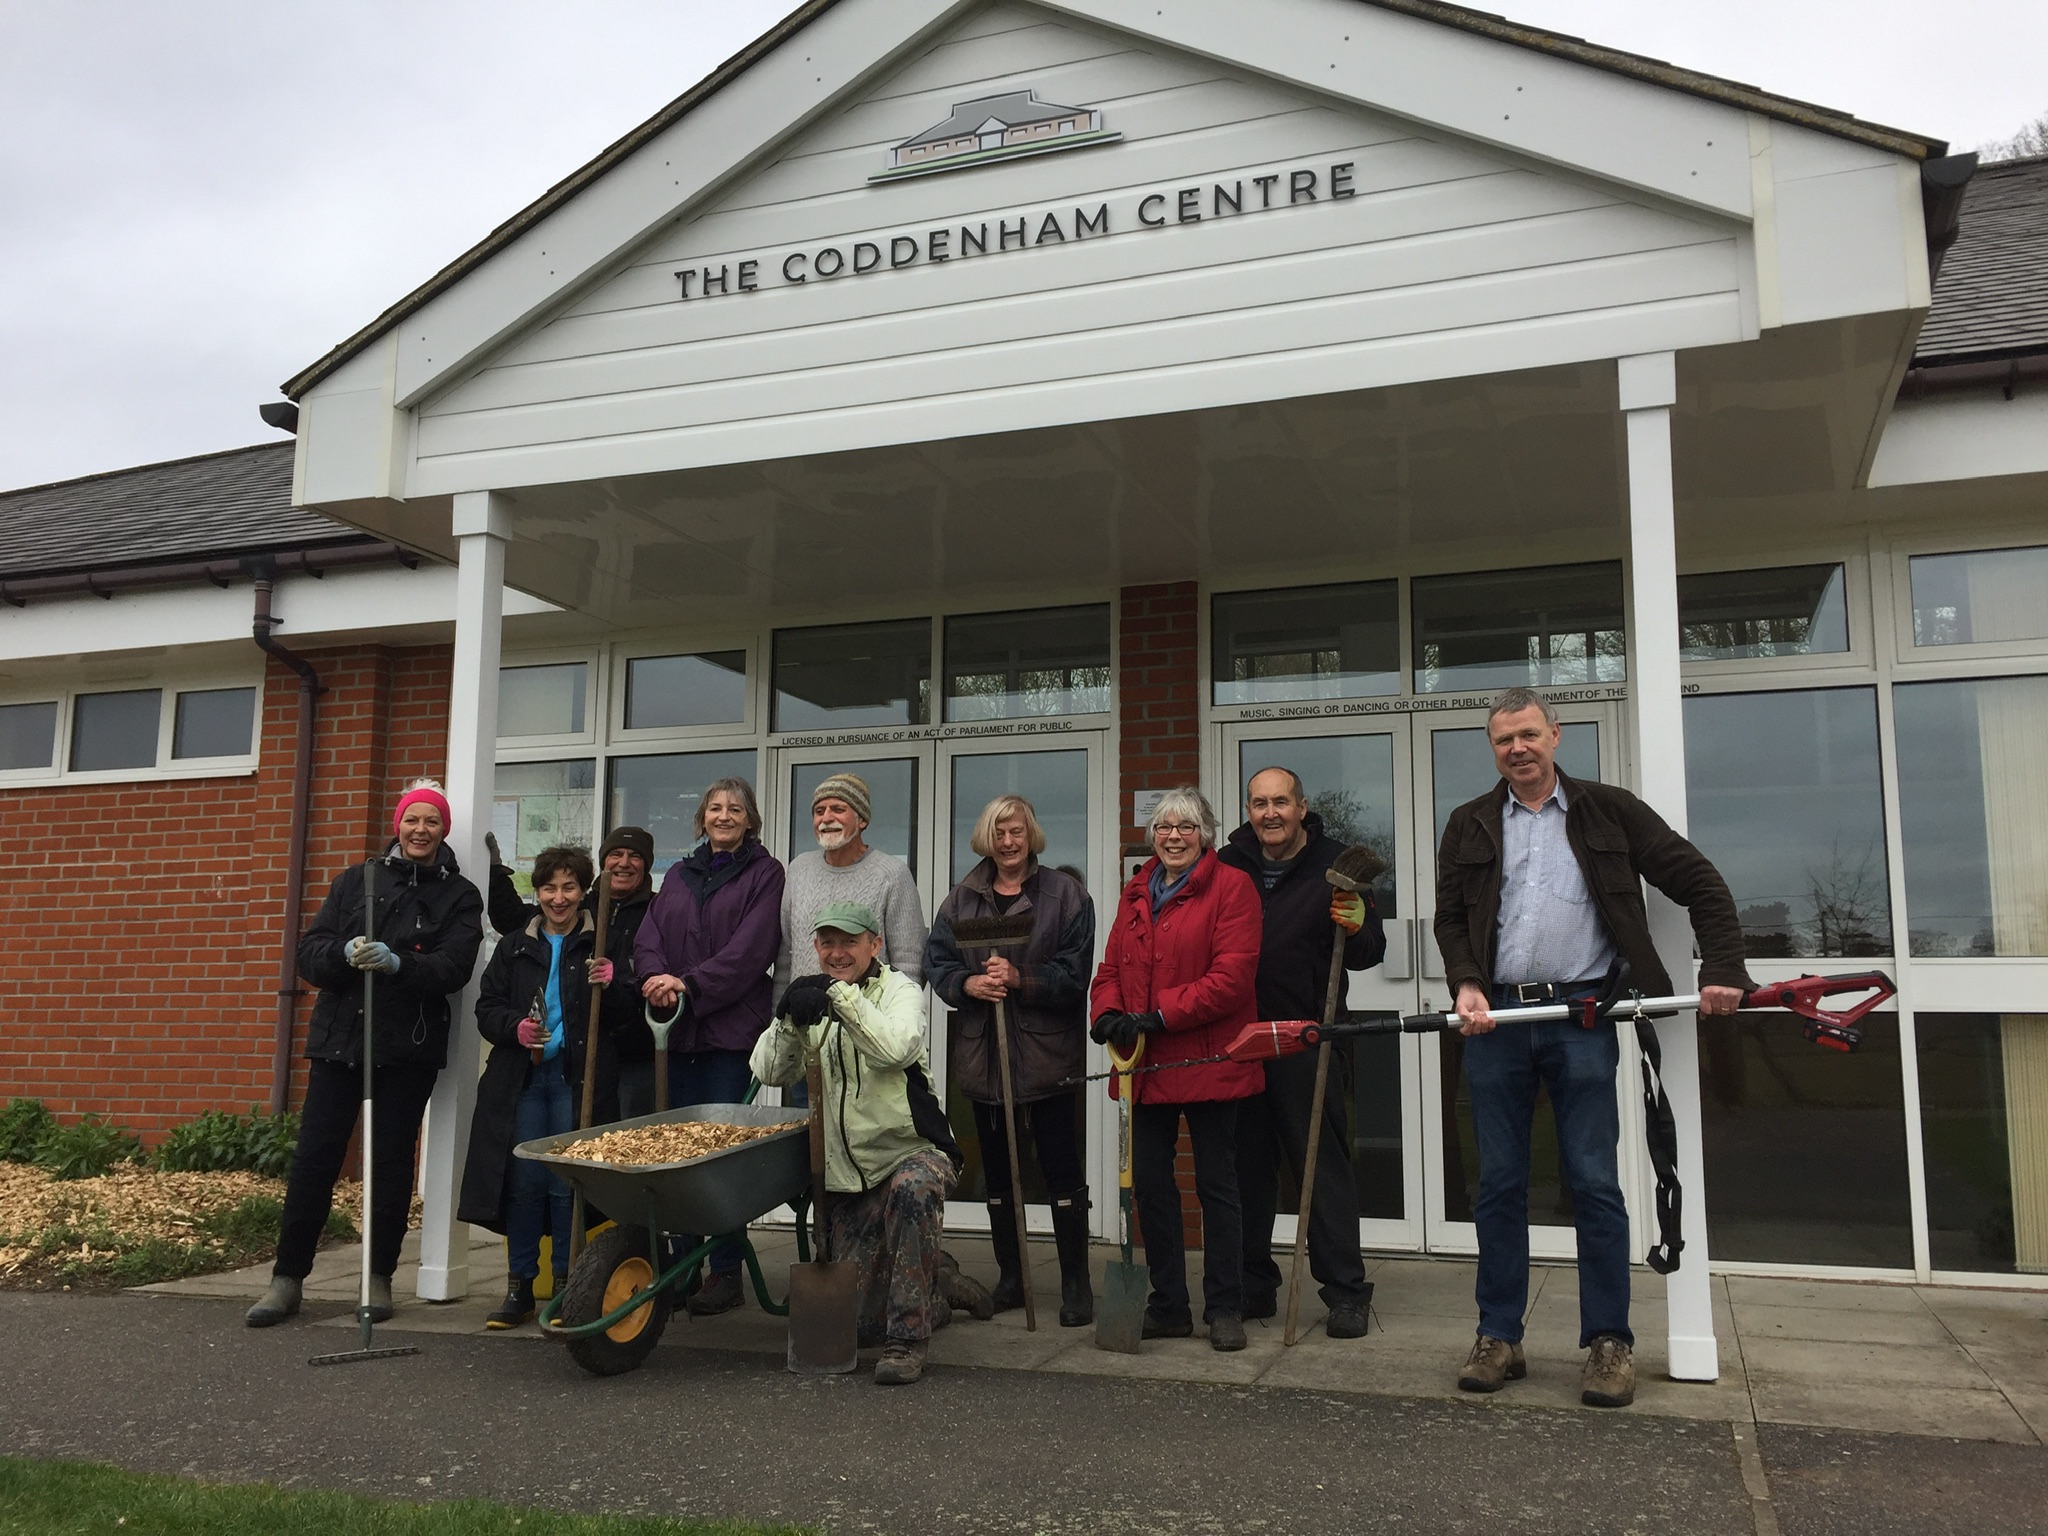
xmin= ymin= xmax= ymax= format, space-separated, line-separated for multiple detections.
xmin=1330 ymin=890 xmax=1368 ymax=934
xmin=1115 ymin=1011 xmax=1165 ymax=1053
xmin=345 ymin=937 xmax=402 ymax=974
xmin=485 ymin=831 xmax=506 ymax=868
xmin=777 ymin=975 xmax=833 ymax=1030
xmin=585 ymin=957 xmax=615 ymax=986
xmin=517 ymin=1016 xmax=550 ymax=1050
xmin=1089 ymin=1011 xmax=1127 ymax=1047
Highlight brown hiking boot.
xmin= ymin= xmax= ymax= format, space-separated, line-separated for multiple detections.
xmin=1581 ymin=1335 xmax=1635 ymax=1407
xmin=874 ymin=1340 xmax=926 ymax=1385
xmin=1457 ymin=1334 xmax=1526 ymax=1392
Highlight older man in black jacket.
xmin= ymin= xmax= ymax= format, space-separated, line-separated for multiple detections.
xmin=1219 ymin=767 xmax=1386 ymax=1339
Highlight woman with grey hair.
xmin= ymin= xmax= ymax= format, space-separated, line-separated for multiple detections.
xmin=1088 ymin=785 xmax=1264 ymax=1351
xmin=634 ymin=775 xmax=785 ymax=1315
xmin=925 ymin=794 xmax=1096 ymax=1325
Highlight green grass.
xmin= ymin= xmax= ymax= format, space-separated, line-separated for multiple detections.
xmin=0 ymin=1458 xmax=815 ymax=1535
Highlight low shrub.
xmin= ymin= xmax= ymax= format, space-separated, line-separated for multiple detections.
xmin=33 ymin=1116 xmax=142 ymax=1181
xmin=153 ymin=1107 xmax=299 ymax=1179
xmin=0 ymin=1098 xmax=56 ymax=1163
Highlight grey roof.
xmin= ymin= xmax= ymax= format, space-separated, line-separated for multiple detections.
xmin=0 ymin=442 xmax=362 ymax=579
xmin=1916 ymin=155 xmax=2048 ymax=365
xmin=901 ymin=92 xmax=1087 ymax=149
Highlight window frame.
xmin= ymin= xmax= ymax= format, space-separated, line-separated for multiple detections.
xmin=495 ymin=648 xmax=602 ymax=750
xmin=607 ymin=638 xmax=758 ymax=745
xmin=1674 ymin=552 xmax=1872 ymax=680
xmin=0 ymin=670 xmax=265 ymax=787
xmin=1889 ymin=535 xmax=2048 ymax=667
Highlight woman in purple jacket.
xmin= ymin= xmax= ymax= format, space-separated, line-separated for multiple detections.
xmin=635 ymin=775 xmax=786 ymax=1315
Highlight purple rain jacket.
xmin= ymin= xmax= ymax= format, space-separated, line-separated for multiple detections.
xmin=633 ymin=837 xmax=787 ymax=1057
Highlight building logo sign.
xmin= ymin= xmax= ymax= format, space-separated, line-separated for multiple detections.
xmin=871 ymin=88 xmax=1120 ymax=182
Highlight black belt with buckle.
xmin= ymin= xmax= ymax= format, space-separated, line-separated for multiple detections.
xmin=1506 ymin=979 xmax=1603 ymax=1005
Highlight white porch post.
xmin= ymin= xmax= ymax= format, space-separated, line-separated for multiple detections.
xmin=415 ymin=490 xmax=509 ymax=1301
xmin=1618 ymin=351 xmax=1719 ymax=1382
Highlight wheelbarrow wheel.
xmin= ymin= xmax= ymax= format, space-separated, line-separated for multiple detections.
xmin=557 ymin=1223 xmax=671 ymax=1377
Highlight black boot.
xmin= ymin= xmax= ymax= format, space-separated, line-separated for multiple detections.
xmin=485 ymin=1275 xmax=535 ymax=1330
xmin=1050 ymin=1189 xmax=1094 ymax=1328
xmin=986 ymin=1194 xmax=1025 ymax=1313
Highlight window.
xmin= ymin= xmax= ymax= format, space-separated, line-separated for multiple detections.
xmin=1678 ymin=564 xmax=1848 ymax=660
xmin=491 ymin=760 xmax=596 ymax=896
xmin=944 ymin=606 xmax=1109 ymax=721
xmin=172 ymin=687 xmax=256 ymax=760
xmin=608 ymin=748 xmax=760 ymax=872
xmin=1909 ymin=546 xmax=2048 ymax=647
xmin=622 ymin=651 xmax=746 ymax=732
xmin=773 ymin=619 xmax=931 ymax=731
xmin=1211 ymin=580 xmax=1398 ymax=705
xmin=498 ymin=663 xmax=587 ymax=738
xmin=0 ymin=701 xmax=58 ymax=770
xmin=948 ymin=749 xmax=1089 ymax=883
xmin=1412 ymin=562 xmax=1625 ymax=693
xmin=1237 ymin=734 xmax=1398 ymax=914
xmin=1894 ymin=674 xmax=2048 ymax=956
xmin=69 ymin=689 xmax=161 ymax=771
xmin=1916 ymin=1014 xmax=2048 ymax=1274
xmin=788 ymin=757 xmax=920 ymax=873
xmin=1700 ymin=1012 xmax=1912 ymax=1267
xmin=1683 ymin=689 xmax=1890 ymax=957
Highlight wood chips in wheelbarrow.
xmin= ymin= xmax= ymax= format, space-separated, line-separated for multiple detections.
xmin=560 ymin=1121 xmax=786 ymax=1166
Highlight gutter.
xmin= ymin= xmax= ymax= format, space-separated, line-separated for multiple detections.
xmin=1898 ymin=354 xmax=2048 ymax=401
xmin=251 ymin=568 xmax=327 ymax=1117
xmin=0 ymin=540 xmax=417 ymax=607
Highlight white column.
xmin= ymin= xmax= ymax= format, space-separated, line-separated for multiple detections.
xmin=1618 ymin=351 xmax=1719 ymax=1383
xmin=415 ymin=490 xmax=509 ymax=1301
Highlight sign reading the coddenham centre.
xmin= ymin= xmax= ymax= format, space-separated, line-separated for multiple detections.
xmin=673 ymin=158 xmax=1364 ymax=300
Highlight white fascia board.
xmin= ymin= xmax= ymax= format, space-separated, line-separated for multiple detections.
xmin=1868 ymin=392 xmax=2048 ymax=488
xmin=296 ymin=335 xmax=410 ymax=506
xmin=1040 ymin=0 xmax=1754 ymax=217
xmin=390 ymin=0 xmax=972 ymax=412
xmin=0 ymin=565 xmax=554 ymax=665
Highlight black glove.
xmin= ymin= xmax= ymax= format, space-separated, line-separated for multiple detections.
xmin=1102 ymin=1011 xmax=1163 ymax=1054
xmin=1089 ymin=1011 xmax=1126 ymax=1047
xmin=778 ymin=974 xmax=834 ymax=1029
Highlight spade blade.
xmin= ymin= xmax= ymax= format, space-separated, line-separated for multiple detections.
xmin=786 ymin=1259 xmax=859 ymax=1374
xmin=1095 ymin=1259 xmax=1149 ymax=1355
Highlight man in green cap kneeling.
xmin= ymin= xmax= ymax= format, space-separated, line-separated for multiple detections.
xmin=750 ymin=900 xmax=991 ymax=1384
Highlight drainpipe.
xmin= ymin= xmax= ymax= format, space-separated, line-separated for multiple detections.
xmin=251 ymin=564 xmax=326 ymax=1116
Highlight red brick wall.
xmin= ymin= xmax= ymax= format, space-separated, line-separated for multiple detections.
xmin=1117 ymin=582 xmax=1210 ymax=1249
xmin=0 ymin=642 xmax=453 ymax=1142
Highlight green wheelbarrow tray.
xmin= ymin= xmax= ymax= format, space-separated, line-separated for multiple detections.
xmin=516 ymin=1101 xmax=815 ymax=1350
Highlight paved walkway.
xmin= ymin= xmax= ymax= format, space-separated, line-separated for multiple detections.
xmin=143 ymin=1226 xmax=2047 ymax=1445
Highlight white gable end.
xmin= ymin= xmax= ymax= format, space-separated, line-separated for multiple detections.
xmin=411 ymin=2 xmax=1757 ymax=496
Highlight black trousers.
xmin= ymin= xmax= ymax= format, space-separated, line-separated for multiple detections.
xmin=972 ymin=1092 xmax=1085 ymax=1199
xmin=275 ymin=1056 xmax=440 ymax=1280
xmin=1132 ymin=1098 xmax=1243 ymax=1323
xmin=1236 ymin=1046 xmax=1371 ymax=1308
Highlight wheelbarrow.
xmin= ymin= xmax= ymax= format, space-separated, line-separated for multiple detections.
xmin=515 ymin=1087 xmax=813 ymax=1377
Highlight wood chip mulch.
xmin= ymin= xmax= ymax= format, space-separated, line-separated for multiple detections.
xmin=559 ymin=1121 xmax=789 ymax=1167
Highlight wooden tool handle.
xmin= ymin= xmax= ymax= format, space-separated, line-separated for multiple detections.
xmin=992 ymin=996 xmax=1037 ymax=1331
xmin=805 ymin=1044 xmax=829 ymax=1263
xmin=1284 ymin=922 xmax=1350 ymax=1347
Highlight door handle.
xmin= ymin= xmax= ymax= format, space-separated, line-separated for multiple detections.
xmin=1420 ymin=923 xmax=1445 ymax=981
xmin=1380 ymin=918 xmax=1415 ymax=981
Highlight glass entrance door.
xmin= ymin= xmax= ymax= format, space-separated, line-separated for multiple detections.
xmin=1414 ymin=706 xmax=1619 ymax=1259
xmin=1217 ymin=720 xmax=1426 ymax=1252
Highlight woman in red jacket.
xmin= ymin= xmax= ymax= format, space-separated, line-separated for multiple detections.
xmin=1090 ymin=786 xmax=1263 ymax=1351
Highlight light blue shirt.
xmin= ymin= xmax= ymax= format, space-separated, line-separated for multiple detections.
xmin=541 ymin=933 xmax=566 ymax=1061
xmin=1492 ymin=779 xmax=1616 ymax=987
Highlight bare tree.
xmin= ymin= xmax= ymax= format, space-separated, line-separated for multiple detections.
xmin=1980 ymin=109 xmax=2048 ymax=161
xmin=1804 ymin=843 xmax=1886 ymax=957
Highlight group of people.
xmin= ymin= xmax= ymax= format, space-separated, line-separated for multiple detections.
xmin=240 ymin=683 xmax=1753 ymax=1406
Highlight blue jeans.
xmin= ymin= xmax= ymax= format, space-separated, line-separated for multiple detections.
xmin=1466 ymin=985 xmax=1632 ymax=1349
xmin=507 ymin=1056 xmax=575 ymax=1282
xmin=670 ymin=1049 xmax=754 ymax=1277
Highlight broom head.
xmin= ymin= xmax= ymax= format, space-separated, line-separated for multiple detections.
xmin=1324 ymin=842 xmax=1387 ymax=894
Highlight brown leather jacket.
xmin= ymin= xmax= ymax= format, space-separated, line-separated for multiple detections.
xmin=1433 ymin=768 xmax=1754 ymax=999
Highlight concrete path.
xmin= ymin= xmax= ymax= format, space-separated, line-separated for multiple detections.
xmin=141 ymin=1227 xmax=2048 ymax=1446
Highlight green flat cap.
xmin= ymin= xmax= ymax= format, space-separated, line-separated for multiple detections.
xmin=812 ymin=900 xmax=880 ymax=936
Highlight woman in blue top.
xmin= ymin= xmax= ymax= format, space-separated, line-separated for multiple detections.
xmin=459 ymin=845 xmax=613 ymax=1328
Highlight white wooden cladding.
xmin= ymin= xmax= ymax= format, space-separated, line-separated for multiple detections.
xmin=411 ymin=2 xmax=1749 ymax=495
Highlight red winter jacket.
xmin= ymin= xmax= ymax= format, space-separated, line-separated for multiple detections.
xmin=1089 ymin=850 xmax=1263 ymax=1105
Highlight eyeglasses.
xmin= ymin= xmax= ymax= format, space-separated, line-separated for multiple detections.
xmin=1153 ymin=823 xmax=1202 ymax=837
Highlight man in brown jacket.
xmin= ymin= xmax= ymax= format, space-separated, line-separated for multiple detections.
xmin=1435 ymin=686 xmax=1752 ymax=1409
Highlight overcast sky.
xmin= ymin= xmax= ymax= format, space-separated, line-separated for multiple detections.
xmin=2 ymin=0 xmax=2042 ymax=492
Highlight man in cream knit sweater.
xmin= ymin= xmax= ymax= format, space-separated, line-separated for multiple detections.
xmin=774 ymin=772 xmax=928 ymax=996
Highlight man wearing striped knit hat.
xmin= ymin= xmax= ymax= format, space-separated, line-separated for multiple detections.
xmin=774 ymin=772 xmax=928 ymax=999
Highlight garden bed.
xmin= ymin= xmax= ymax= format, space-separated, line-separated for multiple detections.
xmin=0 ymin=1162 xmax=385 ymax=1292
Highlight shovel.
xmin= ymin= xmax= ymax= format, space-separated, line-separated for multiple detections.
xmin=1095 ymin=1036 xmax=1148 ymax=1354
xmin=646 ymin=996 xmax=682 ymax=1112
xmin=785 ymin=1031 xmax=857 ymax=1374
xmin=950 ymin=910 xmax=1041 ymax=1331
